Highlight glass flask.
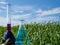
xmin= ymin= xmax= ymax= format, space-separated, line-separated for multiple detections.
xmin=15 ymin=20 xmax=31 ymax=45
xmin=2 ymin=24 xmax=15 ymax=45
xmin=2 ymin=4 xmax=15 ymax=45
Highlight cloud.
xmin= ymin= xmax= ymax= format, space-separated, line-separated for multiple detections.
xmin=0 ymin=16 xmax=7 ymax=26
xmin=0 ymin=16 xmax=19 ymax=26
xmin=11 ymin=5 xmax=34 ymax=14
xmin=10 ymin=14 xmax=32 ymax=26
xmin=36 ymin=9 xmax=42 ymax=13
xmin=0 ymin=6 xmax=6 ymax=9
xmin=0 ymin=2 xmax=6 ymax=4
xmin=13 ymin=6 xmax=33 ymax=10
xmin=0 ymin=0 xmax=5 ymax=2
xmin=0 ymin=5 xmax=33 ymax=26
xmin=11 ymin=20 xmax=19 ymax=26
xmin=9 ymin=7 xmax=60 ymax=24
xmin=30 ymin=16 xmax=59 ymax=23
xmin=14 ymin=10 xmax=24 ymax=13
xmin=36 ymin=7 xmax=60 ymax=16
xmin=0 ymin=2 xmax=7 ymax=13
xmin=11 ymin=14 xmax=31 ymax=20
xmin=30 ymin=7 xmax=60 ymax=23
xmin=0 ymin=9 xmax=3 ymax=12
xmin=0 ymin=4 xmax=60 ymax=26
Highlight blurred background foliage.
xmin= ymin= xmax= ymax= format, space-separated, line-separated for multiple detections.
xmin=0 ymin=22 xmax=60 ymax=45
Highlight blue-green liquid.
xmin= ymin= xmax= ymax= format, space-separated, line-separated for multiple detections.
xmin=15 ymin=29 xmax=30 ymax=45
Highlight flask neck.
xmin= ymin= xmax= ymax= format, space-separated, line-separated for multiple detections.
xmin=7 ymin=24 xmax=11 ymax=31
xmin=7 ymin=4 xmax=11 ymax=31
xmin=19 ymin=20 xmax=26 ymax=30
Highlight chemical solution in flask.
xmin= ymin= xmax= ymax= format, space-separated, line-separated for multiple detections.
xmin=15 ymin=20 xmax=31 ymax=45
xmin=2 ymin=3 xmax=15 ymax=45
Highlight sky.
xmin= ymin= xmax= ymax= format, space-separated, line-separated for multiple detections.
xmin=0 ymin=0 xmax=60 ymax=26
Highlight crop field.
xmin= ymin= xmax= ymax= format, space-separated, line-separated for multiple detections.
xmin=0 ymin=22 xmax=60 ymax=45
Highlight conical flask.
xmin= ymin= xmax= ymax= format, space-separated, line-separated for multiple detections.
xmin=2 ymin=3 xmax=15 ymax=45
xmin=15 ymin=20 xmax=31 ymax=45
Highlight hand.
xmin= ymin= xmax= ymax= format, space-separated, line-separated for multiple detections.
xmin=1 ymin=43 xmax=5 ymax=45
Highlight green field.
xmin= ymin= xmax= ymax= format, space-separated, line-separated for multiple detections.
xmin=0 ymin=22 xmax=60 ymax=45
